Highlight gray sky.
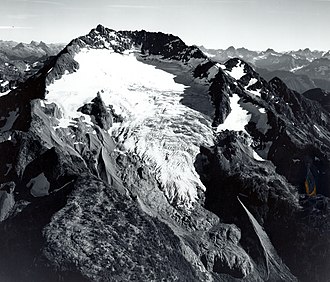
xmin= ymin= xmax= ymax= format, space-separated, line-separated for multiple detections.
xmin=1 ymin=0 xmax=329 ymax=51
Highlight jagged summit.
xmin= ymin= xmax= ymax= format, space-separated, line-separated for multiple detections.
xmin=83 ymin=24 xmax=207 ymax=61
xmin=265 ymin=48 xmax=276 ymax=53
xmin=13 ymin=42 xmax=26 ymax=49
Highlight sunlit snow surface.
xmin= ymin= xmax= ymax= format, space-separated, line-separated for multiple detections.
xmin=217 ymin=94 xmax=251 ymax=133
xmin=46 ymin=48 xmax=214 ymax=208
xmin=225 ymin=64 xmax=245 ymax=80
xmin=216 ymin=93 xmax=266 ymax=161
xmin=247 ymin=78 xmax=258 ymax=88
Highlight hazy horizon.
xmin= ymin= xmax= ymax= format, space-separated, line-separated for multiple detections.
xmin=1 ymin=0 xmax=330 ymax=51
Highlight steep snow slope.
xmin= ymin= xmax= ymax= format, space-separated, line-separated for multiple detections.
xmin=46 ymin=48 xmax=214 ymax=208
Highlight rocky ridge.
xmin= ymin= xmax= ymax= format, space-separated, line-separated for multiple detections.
xmin=0 ymin=40 xmax=65 ymax=96
xmin=200 ymin=46 xmax=330 ymax=93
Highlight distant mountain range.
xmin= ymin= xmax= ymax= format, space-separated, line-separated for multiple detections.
xmin=200 ymin=46 xmax=330 ymax=93
xmin=0 ymin=40 xmax=65 ymax=95
xmin=1 ymin=41 xmax=329 ymax=96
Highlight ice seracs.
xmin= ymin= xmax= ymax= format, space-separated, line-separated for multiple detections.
xmin=46 ymin=47 xmax=214 ymax=208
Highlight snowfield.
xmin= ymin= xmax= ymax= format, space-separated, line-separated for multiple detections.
xmin=216 ymin=94 xmax=267 ymax=161
xmin=217 ymin=94 xmax=251 ymax=133
xmin=46 ymin=48 xmax=214 ymax=208
xmin=226 ymin=63 xmax=246 ymax=80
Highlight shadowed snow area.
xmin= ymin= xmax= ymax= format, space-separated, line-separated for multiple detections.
xmin=46 ymin=48 xmax=214 ymax=208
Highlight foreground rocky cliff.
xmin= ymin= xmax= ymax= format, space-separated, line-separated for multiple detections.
xmin=0 ymin=25 xmax=329 ymax=281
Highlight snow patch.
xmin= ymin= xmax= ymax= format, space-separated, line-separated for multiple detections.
xmin=253 ymin=150 xmax=266 ymax=161
xmin=247 ymin=78 xmax=258 ymax=88
xmin=202 ymin=50 xmax=215 ymax=58
xmin=1 ymin=81 xmax=9 ymax=87
xmin=226 ymin=63 xmax=245 ymax=80
xmin=247 ymin=88 xmax=261 ymax=98
xmin=0 ymin=90 xmax=11 ymax=97
xmin=27 ymin=173 xmax=50 ymax=197
xmin=245 ymin=78 xmax=262 ymax=97
xmin=290 ymin=65 xmax=305 ymax=72
xmin=217 ymin=94 xmax=251 ymax=133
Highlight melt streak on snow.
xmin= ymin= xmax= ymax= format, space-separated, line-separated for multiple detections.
xmin=46 ymin=48 xmax=214 ymax=208
xmin=238 ymin=197 xmax=296 ymax=281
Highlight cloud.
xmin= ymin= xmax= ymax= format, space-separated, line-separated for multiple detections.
xmin=107 ymin=4 xmax=159 ymax=9
xmin=30 ymin=0 xmax=64 ymax=5
xmin=194 ymin=0 xmax=256 ymax=3
xmin=0 ymin=26 xmax=33 ymax=29
xmin=7 ymin=14 xmax=38 ymax=20
xmin=106 ymin=1 xmax=255 ymax=9
xmin=12 ymin=0 xmax=64 ymax=5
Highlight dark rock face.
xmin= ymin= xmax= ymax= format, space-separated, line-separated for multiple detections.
xmin=195 ymin=132 xmax=330 ymax=282
xmin=200 ymin=46 xmax=330 ymax=93
xmin=78 ymin=92 xmax=113 ymax=130
xmin=0 ymin=25 xmax=329 ymax=282
xmin=256 ymin=68 xmax=318 ymax=93
xmin=43 ymin=176 xmax=198 ymax=282
xmin=192 ymin=58 xmax=330 ymax=281
xmin=194 ymin=57 xmax=330 ymax=200
xmin=194 ymin=61 xmax=232 ymax=126
xmin=295 ymin=58 xmax=330 ymax=80
xmin=303 ymin=88 xmax=330 ymax=112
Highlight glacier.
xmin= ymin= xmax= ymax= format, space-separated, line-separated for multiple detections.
xmin=46 ymin=48 xmax=215 ymax=208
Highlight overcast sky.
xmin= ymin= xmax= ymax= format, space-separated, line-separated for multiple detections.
xmin=1 ymin=0 xmax=329 ymax=51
